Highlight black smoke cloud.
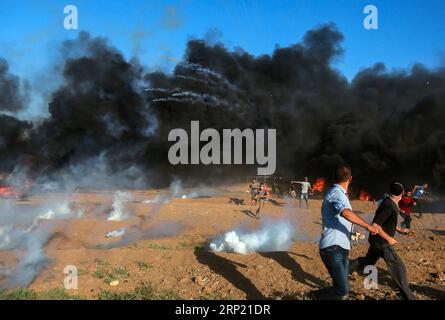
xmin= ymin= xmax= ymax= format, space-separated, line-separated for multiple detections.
xmin=1 ymin=25 xmax=445 ymax=194
xmin=1 ymin=32 xmax=156 ymax=186
xmin=0 ymin=58 xmax=30 ymax=112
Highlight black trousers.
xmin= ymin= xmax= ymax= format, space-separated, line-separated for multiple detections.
xmin=356 ymin=242 xmax=416 ymax=300
xmin=399 ymin=211 xmax=412 ymax=229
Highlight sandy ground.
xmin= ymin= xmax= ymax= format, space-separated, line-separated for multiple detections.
xmin=1 ymin=184 xmax=444 ymax=300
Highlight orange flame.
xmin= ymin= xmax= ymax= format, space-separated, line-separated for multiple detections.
xmin=0 ymin=186 xmax=22 ymax=199
xmin=312 ymin=178 xmax=326 ymax=193
xmin=358 ymin=190 xmax=372 ymax=201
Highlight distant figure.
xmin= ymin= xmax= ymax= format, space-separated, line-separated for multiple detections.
xmin=291 ymin=177 xmax=312 ymax=209
xmin=412 ymin=183 xmax=428 ymax=198
xmin=289 ymin=188 xmax=297 ymax=199
xmin=249 ymin=178 xmax=259 ymax=206
xmin=399 ymin=191 xmax=416 ymax=229
xmin=412 ymin=183 xmax=428 ymax=218
xmin=255 ymin=183 xmax=269 ymax=219
xmin=272 ymin=177 xmax=280 ymax=198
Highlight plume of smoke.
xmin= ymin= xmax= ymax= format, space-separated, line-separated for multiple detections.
xmin=105 ymin=228 xmax=126 ymax=238
xmin=107 ymin=191 xmax=133 ymax=221
xmin=0 ymin=197 xmax=83 ymax=288
xmin=209 ymin=219 xmax=294 ymax=254
xmin=0 ymin=57 xmax=30 ymax=113
xmin=33 ymin=153 xmax=149 ymax=192
xmin=1 ymin=26 xmax=445 ymax=192
xmin=169 ymin=179 xmax=216 ymax=199
xmin=101 ymin=221 xmax=184 ymax=249
xmin=142 ymin=179 xmax=215 ymax=204
xmin=0 ymin=227 xmax=51 ymax=288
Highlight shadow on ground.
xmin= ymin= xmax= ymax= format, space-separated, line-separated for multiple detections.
xmin=268 ymin=199 xmax=286 ymax=207
xmin=194 ymin=248 xmax=265 ymax=299
xmin=240 ymin=209 xmax=258 ymax=219
xmin=259 ymin=251 xmax=325 ymax=289
xmin=229 ymin=198 xmax=245 ymax=205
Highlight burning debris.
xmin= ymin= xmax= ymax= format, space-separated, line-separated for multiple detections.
xmin=0 ymin=185 xmax=22 ymax=199
xmin=312 ymin=178 xmax=326 ymax=193
xmin=209 ymin=220 xmax=294 ymax=254
xmin=0 ymin=173 xmax=31 ymax=199
xmin=358 ymin=190 xmax=372 ymax=201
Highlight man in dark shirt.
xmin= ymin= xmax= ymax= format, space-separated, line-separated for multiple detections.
xmin=351 ymin=182 xmax=416 ymax=300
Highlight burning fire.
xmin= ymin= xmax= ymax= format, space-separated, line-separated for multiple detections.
xmin=358 ymin=190 xmax=372 ymax=201
xmin=0 ymin=179 xmax=31 ymax=199
xmin=312 ymin=178 xmax=326 ymax=193
xmin=0 ymin=186 xmax=23 ymax=199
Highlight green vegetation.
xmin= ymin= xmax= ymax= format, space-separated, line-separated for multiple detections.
xmin=198 ymin=292 xmax=236 ymax=300
xmin=0 ymin=288 xmax=85 ymax=300
xmin=128 ymin=243 xmax=139 ymax=249
xmin=177 ymin=241 xmax=207 ymax=250
xmin=93 ymin=268 xmax=107 ymax=280
xmin=198 ymin=292 xmax=218 ymax=300
xmin=112 ymin=266 xmax=130 ymax=278
xmin=136 ymin=261 xmax=153 ymax=271
xmin=97 ymin=282 xmax=181 ymax=300
xmin=94 ymin=258 xmax=110 ymax=267
xmin=147 ymin=243 xmax=170 ymax=250
xmin=0 ymin=288 xmax=37 ymax=300
xmin=92 ymin=259 xmax=130 ymax=284
xmin=43 ymin=272 xmax=55 ymax=283
xmin=77 ymin=268 xmax=89 ymax=276
xmin=40 ymin=288 xmax=85 ymax=300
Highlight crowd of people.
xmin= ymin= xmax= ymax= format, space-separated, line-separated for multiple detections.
xmin=246 ymin=168 xmax=430 ymax=300
xmin=248 ymin=176 xmax=315 ymax=213
xmin=316 ymin=165 xmax=425 ymax=300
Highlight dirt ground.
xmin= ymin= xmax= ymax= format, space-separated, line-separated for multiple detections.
xmin=1 ymin=184 xmax=444 ymax=300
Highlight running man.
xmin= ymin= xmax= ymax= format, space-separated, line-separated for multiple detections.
xmin=350 ymin=182 xmax=416 ymax=300
xmin=291 ymin=177 xmax=312 ymax=209
xmin=412 ymin=183 xmax=428 ymax=218
xmin=248 ymin=178 xmax=259 ymax=206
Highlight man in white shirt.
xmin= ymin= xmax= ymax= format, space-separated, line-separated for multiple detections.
xmin=291 ymin=177 xmax=312 ymax=209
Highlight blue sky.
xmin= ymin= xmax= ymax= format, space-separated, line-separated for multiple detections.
xmin=1 ymin=0 xmax=444 ymax=107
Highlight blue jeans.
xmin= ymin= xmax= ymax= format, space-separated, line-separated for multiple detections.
xmin=319 ymin=245 xmax=350 ymax=299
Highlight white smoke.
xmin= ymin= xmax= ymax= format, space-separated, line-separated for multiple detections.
xmin=169 ymin=179 xmax=214 ymax=199
xmin=0 ymin=227 xmax=51 ymax=288
xmin=31 ymin=153 xmax=149 ymax=192
xmin=209 ymin=219 xmax=294 ymax=254
xmin=142 ymin=179 xmax=214 ymax=204
xmin=107 ymin=191 xmax=133 ymax=221
xmin=0 ymin=198 xmax=83 ymax=288
xmin=141 ymin=194 xmax=172 ymax=204
xmin=105 ymin=228 xmax=126 ymax=238
xmin=25 ymin=202 xmax=84 ymax=233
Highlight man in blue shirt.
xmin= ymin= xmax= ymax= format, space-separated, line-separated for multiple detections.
xmin=318 ymin=164 xmax=378 ymax=300
xmin=412 ymin=183 xmax=428 ymax=198
xmin=412 ymin=183 xmax=428 ymax=218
